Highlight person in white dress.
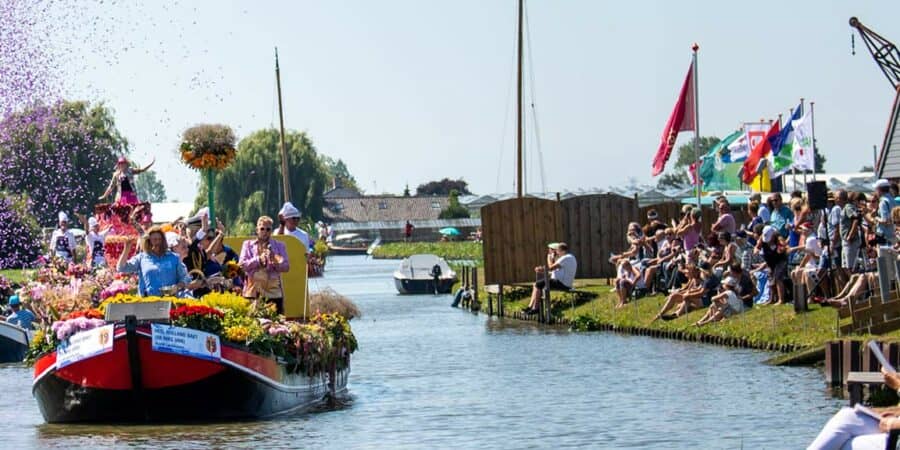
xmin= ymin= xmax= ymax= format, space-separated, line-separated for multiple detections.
xmin=48 ymin=212 xmax=76 ymax=262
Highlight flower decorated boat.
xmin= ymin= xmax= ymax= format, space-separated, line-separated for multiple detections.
xmin=29 ymin=295 xmax=356 ymax=423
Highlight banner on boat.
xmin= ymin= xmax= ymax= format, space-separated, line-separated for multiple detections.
xmin=151 ymin=323 xmax=221 ymax=362
xmin=56 ymin=324 xmax=115 ymax=368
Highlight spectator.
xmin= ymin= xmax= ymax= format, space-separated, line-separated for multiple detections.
xmin=677 ymin=207 xmax=703 ymax=251
xmin=750 ymin=193 xmax=771 ymax=224
xmin=49 ymin=211 xmax=77 ymax=262
xmin=756 ymin=225 xmax=788 ymax=305
xmin=842 ymin=192 xmax=865 ymax=273
xmin=711 ymin=198 xmax=736 ymax=236
xmin=76 ymin=213 xmax=111 ymax=268
xmin=767 ymin=194 xmax=794 ymax=238
xmin=868 ymin=179 xmax=896 ymax=246
xmin=728 ymin=263 xmax=758 ymax=309
xmin=807 ymin=369 xmax=900 ymax=449
xmin=653 ymin=264 xmax=704 ymax=321
xmin=695 ymin=276 xmax=744 ymax=326
xmin=613 ymin=259 xmax=640 ymax=308
xmin=5 ymin=295 xmax=35 ymax=330
xmin=524 ymin=242 xmax=577 ymax=314
xmin=789 ymin=223 xmax=823 ymax=299
xmin=404 ymin=221 xmax=414 ymax=242
xmin=744 ymin=201 xmax=763 ymax=240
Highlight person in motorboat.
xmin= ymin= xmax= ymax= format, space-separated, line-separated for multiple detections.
xmin=523 ymin=242 xmax=577 ymax=315
xmin=240 ymin=216 xmax=290 ymax=314
xmin=4 ymin=295 xmax=35 ymax=330
xmin=48 ymin=211 xmax=77 ymax=262
xmin=275 ymin=202 xmax=311 ymax=253
xmin=117 ymin=226 xmax=192 ymax=297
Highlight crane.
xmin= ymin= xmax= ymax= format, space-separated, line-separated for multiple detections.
xmin=849 ymin=17 xmax=900 ymax=90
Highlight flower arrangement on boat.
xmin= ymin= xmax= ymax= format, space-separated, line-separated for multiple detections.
xmin=179 ymin=124 xmax=237 ymax=171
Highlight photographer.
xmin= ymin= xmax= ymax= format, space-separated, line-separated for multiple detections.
xmin=866 ymin=179 xmax=896 ymax=246
xmin=841 ymin=192 xmax=863 ymax=273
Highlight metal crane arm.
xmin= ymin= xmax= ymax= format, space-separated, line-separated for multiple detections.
xmin=850 ymin=17 xmax=900 ymax=90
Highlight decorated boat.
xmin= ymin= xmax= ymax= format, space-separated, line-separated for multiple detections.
xmin=31 ymin=300 xmax=353 ymax=423
xmin=0 ymin=321 xmax=30 ymax=363
xmin=393 ymin=254 xmax=457 ymax=295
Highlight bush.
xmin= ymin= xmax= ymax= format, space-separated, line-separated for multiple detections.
xmin=0 ymin=192 xmax=41 ymax=268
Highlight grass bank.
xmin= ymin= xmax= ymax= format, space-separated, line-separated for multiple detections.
xmin=371 ymin=241 xmax=482 ymax=262
xmin=482 ymin=277 xmax=899 ymax=351
xmin=0 ymin=269 xmax=28 ymax=284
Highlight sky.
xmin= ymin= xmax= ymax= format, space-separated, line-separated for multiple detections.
xmin=14 ymin=0 xmax=900 ymax=203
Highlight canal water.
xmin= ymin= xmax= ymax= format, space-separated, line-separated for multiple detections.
xmin=1 ymin=255 xmax=841 ymax=449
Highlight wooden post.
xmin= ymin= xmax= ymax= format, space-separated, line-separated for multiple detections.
xmin=825 ymin=341 xmax=843 ymax=387
xmin=498 ymin=283 xmax=504 ymax=316
xmin=542 ymin=263 xmax=551 ymax=324
xmin=472 ymin=267 xmax=479 ymax=312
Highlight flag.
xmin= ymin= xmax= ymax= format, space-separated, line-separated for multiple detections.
xmin=768 ymin=105 xmax=803 ymax=176
xmin=741 ymin=121 xmax=780 ymax=184
xmin=698 ymin=130 xmax=741 ymax=182
xmin=651 ymin=63 xmax=695 ymax=176
xmin=791 ymin=110 xmax=815 ymax=171
xmin=686 ymin=162 xmax=699 ymax=185
xmin=724 ymin=132 xmax=751 ymax=163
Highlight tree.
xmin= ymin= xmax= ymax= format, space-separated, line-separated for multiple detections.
xmin=0 ymin=192 xmax=42 ymax=268
xmin=134 ymin=170 xmax=167 ymax=202
xmin=655 ymin=136 xmax=719 ymax=190
xmin=438 ymin=189 xmax=470 ymax=219
xmin=320 ymin=156 xmax=360 ymax=192
xmin=416 ymin=178 xmax=472 ymax=196
xmin=402 ymin=184 xmax=411 ymax=197
xmin=196 ymin=128 xmax=329 ymax=229
xmin=0 ymin=101 xmax=128 ymax=225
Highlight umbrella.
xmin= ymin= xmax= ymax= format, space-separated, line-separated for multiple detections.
xmin=438 ymin=227 xmax=460 ymax=236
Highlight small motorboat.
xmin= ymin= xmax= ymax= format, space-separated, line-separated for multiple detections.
xmin=327 ymin=233 xmax=371 ymax=255
xmin=393 ymin=254 xmax=457 ymax=295
xmin=0 ymin=321 xmax=30 ymax=363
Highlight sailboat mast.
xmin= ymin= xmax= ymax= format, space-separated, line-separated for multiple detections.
xmin=275 ymin=47 xmax=292 ymax=203
xmin=516 ymin=0 xmax=524 ymax=198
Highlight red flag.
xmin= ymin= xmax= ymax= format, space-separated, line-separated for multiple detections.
xmin=741 ymin=121 xmax=780 ymax=184
xmin=651 ymin=63 xmax=695 ymax=176
xmin=686 ymin=162 xmax=699 ymax=185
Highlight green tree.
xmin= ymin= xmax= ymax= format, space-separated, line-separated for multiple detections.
xmin=134 ymin=170 xmax=167 ymax=202
xmin=416 ymin=178 xmax=472 ymax=196
xmin=655 ymin=136 xmax=719 ymax=190
xmin=320 ymin=156 xmax=360 ymax=192
xmin=195 ymin=128 xmax=328 ymax=229
xmin=402 ymin=184 xmax=411 ymax=197
xmin=0 ymin=101 xmax=129 ymax=225
xmin=439 ymin=189 xmax=471 ymax=219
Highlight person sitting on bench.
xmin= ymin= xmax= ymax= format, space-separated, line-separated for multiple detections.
xmin=524 ymin=242 xmax=577 ymax=315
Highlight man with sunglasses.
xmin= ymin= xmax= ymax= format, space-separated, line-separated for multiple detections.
xmin=275 ymin=202 xmax=311 ymax=254
xmin=240 ymin=216 xmax=290 ymax=314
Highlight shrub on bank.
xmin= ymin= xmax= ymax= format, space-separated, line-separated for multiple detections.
xmin=372 ymin=241 xmax=482 ymax=261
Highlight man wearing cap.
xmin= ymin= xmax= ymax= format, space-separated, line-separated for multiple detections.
xmin=49 ymin=212 xmax=77 ymax=262
xmin=77 ymin=213 xmax=111 ymax=267
xmin=4 ymin=295 xmax=35 ymax=330
xmin=524 ymin=242 xmax=577 ymax=314
xmin=275 ymin=202 xmax=311 ymax=254
xmin=868 ymin=179 xmax=896 ymax=246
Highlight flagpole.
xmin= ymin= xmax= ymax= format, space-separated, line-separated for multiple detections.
xmin=810 ymin=101 xmax=817 ymax=181
xmin=692 ymin=43 xmax=700 ymax=208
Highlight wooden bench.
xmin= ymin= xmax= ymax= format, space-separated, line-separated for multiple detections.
xmin=839 ymin=292 xmax=900 ymax=336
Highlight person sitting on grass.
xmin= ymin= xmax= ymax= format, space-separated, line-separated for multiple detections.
xmin=613 ymin=259 xmax=640 ymax=308
xmin=789 ymin=222 xmax=824 ymax=301
xmin=695 ymin=276 xmax=744 ymax=326
xmin=727 ymin=263 xmax=758 ymax=309
xmin=655 ymin=262 xmax=720 ymax=321
xmin=652 ymin=264 xmax=703 ymax=321
xmin=523 ymin=242 xmax=577 ymax=315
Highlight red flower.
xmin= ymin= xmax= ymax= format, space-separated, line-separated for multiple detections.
xmin=63 ymin=309 xmax=105 ymax=320
xmin=170 ymin=305 xmax=224 ymax=320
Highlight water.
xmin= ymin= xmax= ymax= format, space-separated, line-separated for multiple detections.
xmin=2 ymin=255 xmax=841 ymax=449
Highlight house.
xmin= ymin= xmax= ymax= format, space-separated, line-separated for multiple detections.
xmin=322 ymin=188 xmax=479 ymax=242
xmin=877 ymin=87 xmax=900 ymax=180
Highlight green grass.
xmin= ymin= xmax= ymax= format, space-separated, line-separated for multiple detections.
xmin=0 ymin=269 xmax=28 ymax=284
xmin=371 ymin=241 xmax=482 ymax=261
xmin=486 ymin=280 xmax=900 ymax=350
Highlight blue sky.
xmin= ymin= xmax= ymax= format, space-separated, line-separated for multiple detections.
xmin=52 ymin=1 xmax=900 ymax=202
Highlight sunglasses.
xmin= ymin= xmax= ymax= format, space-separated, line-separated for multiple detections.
xmin=258 ymin=227 xmax=272 ymax=231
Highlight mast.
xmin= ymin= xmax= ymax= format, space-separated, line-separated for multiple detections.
xmin=275 ymin=47 xmax=292 ymax=203
xmin=516 ymin=0 xmax=524 ymax=198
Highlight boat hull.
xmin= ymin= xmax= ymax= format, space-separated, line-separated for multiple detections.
xmin=327 ymin=245 xmax=368 ymax=256
xmin=0 ymin=322 xmax=29 ymax=363
xmin=393 ymin=276 xmax=456 ymax=295
xmin=32 ymin=325 xmax=349 ymax=423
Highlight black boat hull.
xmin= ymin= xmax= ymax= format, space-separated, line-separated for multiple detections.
xmin=393 ymin=277 xmax=456 ymax=295
xmin=0 ymin=322 xmax=28 ymax=363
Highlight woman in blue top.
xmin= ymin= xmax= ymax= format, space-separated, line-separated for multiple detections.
xmin=117 ymin=226 xmax=191 ymax=296
xmin=766 ymin=194 xmax=794 ymax=238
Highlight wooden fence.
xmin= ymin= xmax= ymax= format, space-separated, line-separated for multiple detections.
xmin=561 ymin=194 xmax=639 ymax=279
xmin=482 ymin=197 xmax=563 ymax=285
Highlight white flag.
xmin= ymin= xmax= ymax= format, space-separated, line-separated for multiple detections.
xmin=791 ymin=111 xmax=815 ymax=171
xmin=726 ymin=133 xmax=751 ymax=162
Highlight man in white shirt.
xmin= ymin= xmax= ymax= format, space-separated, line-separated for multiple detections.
xmin=275 ymin=202 xmax=311 ymax=254
xmin=524 ymin=242 xmax=578 ymax=314
xmin=77 ymin=213 xmax=111 ymax=267
xmin=49 ymin=211 xmax=76 ymax=262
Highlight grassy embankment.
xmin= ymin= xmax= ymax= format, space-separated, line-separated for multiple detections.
xmin=370 ymin=241 xmax=482 ymax=262
xmin=0 ymin=269 xmax=28 ymax=284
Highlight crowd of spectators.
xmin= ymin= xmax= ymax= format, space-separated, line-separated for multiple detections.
xmin=606 ymin=179 xmax=899 ymax=327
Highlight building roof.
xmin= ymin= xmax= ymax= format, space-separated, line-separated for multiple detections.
xmin=323 ymin=196 xmax=450 ymax=223
xmin=877 ymin=87 xmax=900 ymax=179
xmin=323 ymin=186 xmax=362 ymax=199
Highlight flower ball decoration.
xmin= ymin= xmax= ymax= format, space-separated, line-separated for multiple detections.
xmin=179 ymin=124 xmax=237 ymax=171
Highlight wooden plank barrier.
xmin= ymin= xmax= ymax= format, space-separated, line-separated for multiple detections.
xmin=838 ymin=291 xmax=900 ymax=335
